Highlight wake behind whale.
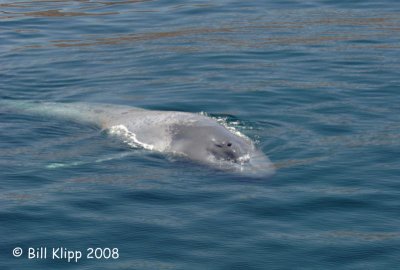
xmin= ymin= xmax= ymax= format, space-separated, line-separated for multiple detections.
xmin=1 ymin=100 xmax=275 ymax=177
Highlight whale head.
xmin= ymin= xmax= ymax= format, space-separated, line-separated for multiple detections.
xmin=206 ymin=128 xmax=252 ymax=164
xmin=170 ymin=121 xmax=275 ymax=177
xmin=170 ymin=123 xmax=250 ymax=162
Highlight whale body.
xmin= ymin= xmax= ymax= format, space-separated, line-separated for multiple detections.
xmin=1 ymin=100 xmax=275 ymax=177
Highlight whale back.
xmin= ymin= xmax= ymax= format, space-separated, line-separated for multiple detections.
xmin=1 ymin=100 xmax=144 ymax=127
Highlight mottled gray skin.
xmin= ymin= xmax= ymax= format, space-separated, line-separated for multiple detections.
xmin=169 ymin=123 xmax=253 ymax=164
xmin=99 ymin=107 xmax=254 ymax=165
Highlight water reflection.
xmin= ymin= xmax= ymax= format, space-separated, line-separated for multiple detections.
xmin=23 ymin=9 xmax=117 ymax=17
xmin=2 ymin=0 xmax=399 ymax=53
xmin=0 ymin=0 xmax=149 ymax=19
xmin=264 ymin=231 xmax=400 ymax=242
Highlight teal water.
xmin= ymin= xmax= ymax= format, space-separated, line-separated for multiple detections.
xmin=1 ymin=0 xmax=400 ymax=269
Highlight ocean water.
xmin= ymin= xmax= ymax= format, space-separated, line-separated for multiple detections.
xmin=1 ymin=0 xmax=400 ymax=269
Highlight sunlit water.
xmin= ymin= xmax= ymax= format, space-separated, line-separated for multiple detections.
xmin=1 ymin=0 xmax=400 ymax=269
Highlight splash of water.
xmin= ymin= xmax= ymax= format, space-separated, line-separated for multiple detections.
xmin=108 ymin=124 xmax=155 ymax=151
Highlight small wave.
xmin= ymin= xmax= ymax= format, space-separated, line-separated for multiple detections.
xmin=199 ymin=112 xmax=252 ymax=142
xmin=108 ymin=124 xmax=154 ymax=151
xmin=46 ymin=152 xmax=133 ymax=169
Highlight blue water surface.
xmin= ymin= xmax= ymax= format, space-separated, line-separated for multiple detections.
xmin=1 ymin=0 xmax=400 ymax=269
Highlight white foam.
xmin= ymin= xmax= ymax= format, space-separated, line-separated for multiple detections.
xmin=108 ymin=124 xmax=155 ymax=151
xmin=46 ymin=152 xmax=134 ymax=170
xmin=199 ymin=112 xmax=251 ymax=141
xmin=237 ymin=153 xmax=251 ymax=164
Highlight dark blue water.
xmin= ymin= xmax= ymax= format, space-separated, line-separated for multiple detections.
xmin=1 ymin=0 xmax=400 ymax=269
